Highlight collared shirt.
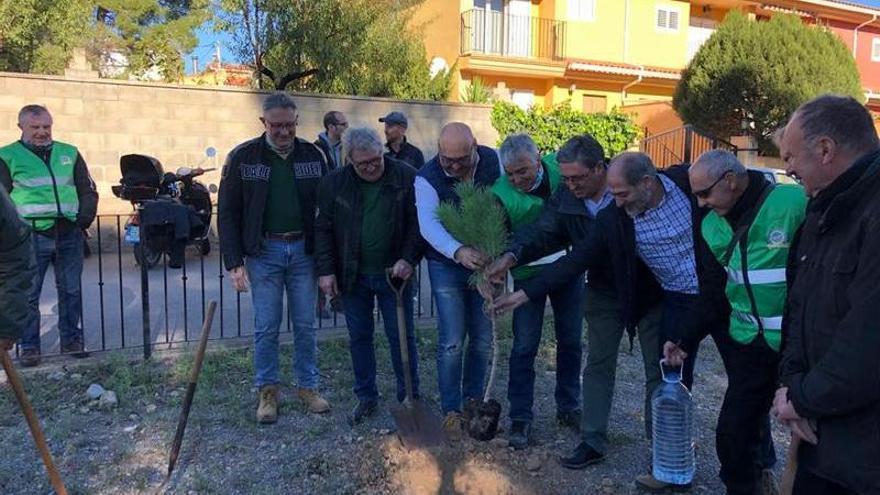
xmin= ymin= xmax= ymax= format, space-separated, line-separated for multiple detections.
xmin=318 ymin=132 xmax=342 ymax=169
xmin=584 ymin=189 xmax=613 ymax=219
xmin=633 ymin=174 xmax=699 ymax=294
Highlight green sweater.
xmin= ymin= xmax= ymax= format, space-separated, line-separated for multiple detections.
xmin=263 ymin=150 xmax=304 ymax=233
xmin=358 ymin=177 xmax=393 ymax=275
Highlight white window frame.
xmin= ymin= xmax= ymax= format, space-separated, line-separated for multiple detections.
xmin=872 ymin=37 xmax=880 ymax=62
xmin=655 ymin=5 xmax=681 ymax=33
xmin=568 ymin=0 xmax=596 ymax=22
xmin=511 ymin=90 xmax=535 ymax=111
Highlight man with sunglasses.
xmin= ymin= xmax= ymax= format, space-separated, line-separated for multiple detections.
xmin=414 ymin=122 xmax=500 ymax=434
xmin=684 ymin=150 xmax=805 ymax=495
xmin=487 ymin=136 xmax=664 ymax=467
xmin=219 ymin=92 xmax=331 ymax=424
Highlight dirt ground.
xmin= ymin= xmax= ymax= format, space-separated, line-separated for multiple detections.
xmin=0 ymin=322 xmax=790 ymax=494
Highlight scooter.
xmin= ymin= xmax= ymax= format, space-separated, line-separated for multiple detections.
xmin=111 ymin=149 xmax=218 ymax=268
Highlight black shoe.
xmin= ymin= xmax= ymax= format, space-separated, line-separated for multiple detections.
xmin=19 ymin=348 xmax=41 ymax=367
xmin=559 ymin=442 xmax=605 ymax=470
xmin=508 ymin=421 xmax=531 ymax=450
xmin=61 ymin=340 xmax=90 ymax=359
xmin=557 ymin=409 xmax=581 ymax=431
xmin=634 ymin=473 xmax=692 ymax=493
xmin=349 ymin=399 xmax=378 ymax=425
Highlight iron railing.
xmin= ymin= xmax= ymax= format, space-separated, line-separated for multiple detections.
xmin=460 ymin=9 xmax=567 ymax=61
xmin=640 ymin=125 xmax=739 ymax=168
xmin=13 ymin=213 xmax=436 ymax=361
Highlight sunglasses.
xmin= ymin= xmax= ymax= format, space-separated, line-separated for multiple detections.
xmin=693 ymin=171 xmax=732 ymax=199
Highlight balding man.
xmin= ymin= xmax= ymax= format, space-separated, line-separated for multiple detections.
xmin=495 ymin=152 xmax=729 ymax=492
xmin=0 ymin=104 xmax=97 ymax=366
xmin=774 ymin=95 xmax=880 ymax=494
xmin=415 ymin=122 xmax=500 ymax=434
xmin=690 ymin=150 xmax=806 ymax=495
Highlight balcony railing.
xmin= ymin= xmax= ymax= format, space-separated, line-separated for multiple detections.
xmin=460 ymin=9 xmax=567 ymax=61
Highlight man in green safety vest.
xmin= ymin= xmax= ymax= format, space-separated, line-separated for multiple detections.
xmin=0 ymin=104 xmax=98 ymax=366
xmin=686 ymin=149 xmax=806 ymax=495
xmin=490 ymin=133 xmax=583 ymax=450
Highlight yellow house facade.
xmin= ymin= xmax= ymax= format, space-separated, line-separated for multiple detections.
xmin=413 ymin=0 xmax=691 ymax=113
xmin=413 ymin=0 xmax=880 ymax=134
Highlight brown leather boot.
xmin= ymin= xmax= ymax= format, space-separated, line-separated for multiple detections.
xmin=256 ymin=385 xmax=279 ymax=424
xmin=296 ymin=387 xmax=330 ymax=414
xmin=19 ymin=348 xmax=41 ymax=367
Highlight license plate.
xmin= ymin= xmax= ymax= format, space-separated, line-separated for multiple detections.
xmin=124 ymin=225 xmax=140 ymax=244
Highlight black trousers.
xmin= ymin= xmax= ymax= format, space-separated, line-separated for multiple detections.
xmin=715 ymin=335 xmax=780 ymax=495
xmin=793 ymin=464 xmax=858 ymax=495
xmin=660 ymin=292 xmax=778 ymax=493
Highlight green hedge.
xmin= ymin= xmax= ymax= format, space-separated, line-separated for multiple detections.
xmin=489 ymin=100 xmax=641 ymax=158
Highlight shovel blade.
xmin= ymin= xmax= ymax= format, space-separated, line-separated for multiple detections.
xmin=390 ymin=400 xmax=445 ymax=449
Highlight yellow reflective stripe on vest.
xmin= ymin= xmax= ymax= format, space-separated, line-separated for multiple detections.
xmin=725 ymin=266 xmax=787 ymax=285
xmin=732 ymin=311 xmax=783 ymax=330
xmin=16 ymin=202 xmax=79 ymax=216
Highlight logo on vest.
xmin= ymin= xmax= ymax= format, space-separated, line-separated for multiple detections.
xmin=767 ymin=228 xmax=789 ymax=248
xmin=60 ymin=155 xmax=73 ymax=166
xmin=240 ymin=163 xmax=271 ymax=181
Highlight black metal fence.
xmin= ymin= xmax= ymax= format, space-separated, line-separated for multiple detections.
xmin=460 ymin=9 xmax=567 ymax=61
xmin=13 ymin=213 xmax=436 ymax=360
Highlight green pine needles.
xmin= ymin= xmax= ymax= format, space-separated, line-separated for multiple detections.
xmin=435 ymin=181 xmax=508 ymax=266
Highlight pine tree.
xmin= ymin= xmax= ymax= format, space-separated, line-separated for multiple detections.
xmin=674 ymin=12 xmax=864 ymax=155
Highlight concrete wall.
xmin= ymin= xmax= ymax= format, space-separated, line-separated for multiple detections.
xmin=0 ymin=72 xmax=497 ymax=213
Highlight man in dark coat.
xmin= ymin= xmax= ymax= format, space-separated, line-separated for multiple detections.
xmin=0 ymin=186 xmax=36 ymax=352
xmin=774 ymin=94 xmax=880 ymax=495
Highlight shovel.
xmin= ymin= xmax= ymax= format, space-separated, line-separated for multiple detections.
xmin=1 ymin=350 xmax=68 ymax=495
xmin=386 ymin=270 xmax=444 ymax=449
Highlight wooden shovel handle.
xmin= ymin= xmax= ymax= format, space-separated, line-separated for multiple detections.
xmin=1 ymin=351 xmax=68 ymax=495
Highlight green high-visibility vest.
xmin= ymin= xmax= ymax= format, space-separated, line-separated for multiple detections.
xmin=701 ymin=184 xmax=807 ymax=351
xmin=491 ymin=155 xmax=562 ymax=280
xmin=0 ymin=140 xmax=80 ymax=231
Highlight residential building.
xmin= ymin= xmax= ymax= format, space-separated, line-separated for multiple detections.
xmin=413 ymin=0 xmax=880 ymax=134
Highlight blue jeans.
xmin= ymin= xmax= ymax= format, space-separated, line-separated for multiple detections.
xmin=342 ymin=274 xmax=419 ymax=402
xmin=21 ymin=229 xmax=84 ymax=350
xmin=246 ymin=239 xmax=319 ymax=389
xmin=508 ymin=275 xmax=583 ymax=423
xmin=428 ymin=259 xmax=492 ymax=414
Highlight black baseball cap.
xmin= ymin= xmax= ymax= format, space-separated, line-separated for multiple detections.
xmin=379 ymin=111 xmax=408 ymax=128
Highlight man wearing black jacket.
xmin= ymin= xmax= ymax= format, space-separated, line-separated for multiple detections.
xmin=218 ymin=92 xmax=330 ymax=424
xmin=487 ymin=136 xmax=663 ymax=466
xmin=315 ymin=127 xmax=423 ymax=425
xmin=0 ymin=186 xmax=36 ymax=353
xmin=774 ymin=94 xmax=880 ymax=494
xmin=494 ymin=152 xmax=728 ymax=492
xmin=381 ymin=112 xmax=425 ymax=170
xmin=0 ymin=104 xmax=98 ymax=366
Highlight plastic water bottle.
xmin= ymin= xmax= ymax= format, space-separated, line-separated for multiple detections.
xmin=651 ymin=359 xmax=695 ymax=485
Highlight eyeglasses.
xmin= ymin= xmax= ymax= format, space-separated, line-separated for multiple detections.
xmin=265 ymin=121 xmax=296 ymax=131
xmin=351 ymin=156 xmax=383 ymax=169
xmin=439 ymin=149 xmax=475 ymax=168
xmin=693 ymin=171 xmax=732 ymax=199
xmin=332 ymin=121 xmax=349 ymax=128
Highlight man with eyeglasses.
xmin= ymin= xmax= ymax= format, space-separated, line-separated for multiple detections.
xmin=487 ymin=136 xmax=663 ymax=467
xmin=414 ymin=122 xmax=500 ymax=434
xmin=315 ymin=127 xmax=423 ymax=425
xmin=494 ymin=152 xmax=730 ymax=492
xmin=683 ymin=149 xmax=806 ymax=495
xmin=381 ymin=112 xmax=425 ymax=170
xmin=219 ymin=92 xmax=331 ymax=424
xmin=315 ymin=111 xmax=348 ymax=170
